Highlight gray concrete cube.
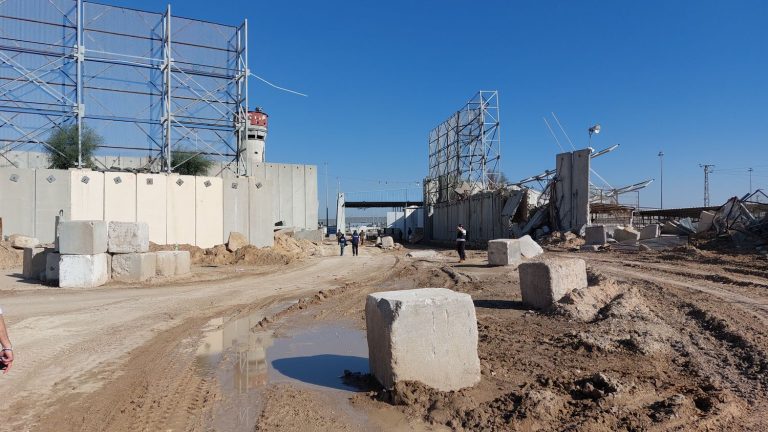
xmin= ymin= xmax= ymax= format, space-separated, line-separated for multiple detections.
xmin=108 ymin=222 xmax=149 ymax=254
xmin=585 ymin=225 xmax=607 ymax=245
xmin=518 ymin=235 xmax=544 ymax=258
xmin=59 ymin=253 xmax=111 ymax=288
xmin=698 ymin=211 xmax=715 ymax=233
xmin=155 ymin=251 xmax=177 ymax=276
xmin=226 ymin=231 xmax=248 ymax=252
xmin=380 ymin=236 xmax=394 ymax=248
xmin=22 ymin=247 xmax=47 ymax=280
xmin=519 ymin=258 xmax=587 ymax=310
xmin=174 ymin=251 xmax=191 ymax=275
xmin=365 ymin=288 xmax=481 ymax=391
xmin=613 ymin=226 xmax=641 ymax=243
xmin=488 ymin=239 xmax=522 ymax=266
xmin=111 ymin=252 xmax=157 ymax=282
xmin=59 ymin=221 xmax=108 ymax=255
xmin=45 ymin=252 xmax=60 ymax=283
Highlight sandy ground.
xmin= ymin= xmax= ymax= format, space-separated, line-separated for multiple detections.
xmin=2 ymin=240 xmax=768 ymax=431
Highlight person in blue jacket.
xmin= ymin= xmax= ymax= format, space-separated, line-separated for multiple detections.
xmin=338 ymin=232 xmax=347 ymax=256
xmin=351 ymin=230 xmax=360 ymax=256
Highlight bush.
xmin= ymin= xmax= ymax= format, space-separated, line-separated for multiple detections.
xmin=45 ymin=124 xmax=102 ymax=169
xmin=171 ymin=150 xmax=214 ymax=176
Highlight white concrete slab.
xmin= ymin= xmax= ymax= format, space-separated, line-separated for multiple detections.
xmin=104 ymin=172 xmax=137 ymax=222
xmin=0 ymin=168 xmax=36 ymax=238
xmin=166 ymin=174 xmax=196 ymax=245
xmin=35 ymin=169 xmax=71 ymax=244
xmin=69 ymin=169 xmax=104 ymax=220
xmin=137 ymin=173 xmax=167 ymax=245
xmin=195 ymin=176 xmax=224 ymax=248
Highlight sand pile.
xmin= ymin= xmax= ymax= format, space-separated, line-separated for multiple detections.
xmin=149 ymin=233 xmax=322 ymax=266
xmin=0 ymin=241 xmax=23 ymax=269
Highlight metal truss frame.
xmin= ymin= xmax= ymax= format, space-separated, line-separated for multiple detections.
xmin=0 ymin=0 xmax=248 ymax=173
xmin=426 ymin=90 xmax=501 ymax=204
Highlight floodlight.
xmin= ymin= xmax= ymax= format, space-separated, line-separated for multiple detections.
xmin=589 ymin=124 xmax=601 ymax=135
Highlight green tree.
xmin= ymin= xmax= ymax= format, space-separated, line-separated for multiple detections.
xmin=171 ymin=150 xmax=214 ymax=176
xmin=45 ymin=124 xmax=102 ymax=169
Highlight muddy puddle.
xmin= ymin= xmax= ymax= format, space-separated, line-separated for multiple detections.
xmin=195 ymin=305 xmax=371 ymax=430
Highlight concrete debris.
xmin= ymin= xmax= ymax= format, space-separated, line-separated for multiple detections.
xmin=59 ymin=253 xmax=111 ymax=288
xmin=226 ymin=231 xmax=249 ymax=252
xmin=293 ymin=229 xmax=324 ymax=244
xmin=365 ymin=288 xmax=481 ymax=391
xmin=519 ymin=258 xmax=588 ymax=310
xmin=10 ymin=234 xmax=39 ymax=249
xmin=580 ymin=244 xmax=601 ymax=252
xmin=22 ymin=247 xmax=47 ymax=279
xmin=108 ymin=222 xmax=150 ymax=254
xmin=59 ymin=221 xmax=108 ymax=255
xmin=639 ymin=224 xmax=661 ymax=240
xmin=518 ymin=235 xmax=544 ymax=258
xmin=112 ymin=252 xmax=157 ymax=283
xmin=613 ymin=226 xmax=641 ymax=243
xmin=585 ymin=226 xmax=607 ymax=246
xmin=380 ymin=236 xmax=395 ymax=249
xmin=697 ymin=211 xmax=715 ymax=233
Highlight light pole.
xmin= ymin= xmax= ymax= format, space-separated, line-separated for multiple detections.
xmin=658 ymin=151 xmax=664 ymax=209
xmin=749 ymin=167 xmax=753 ymax=193
xmin=324 ymin=162 xmax=329 ymax=233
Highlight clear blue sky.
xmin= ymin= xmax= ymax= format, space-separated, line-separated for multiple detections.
xmin=110 ymin=0 xmax=768 ymax=213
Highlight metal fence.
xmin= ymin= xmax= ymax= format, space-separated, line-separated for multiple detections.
xmin=0 ymin=0 xmax=248 ymax=173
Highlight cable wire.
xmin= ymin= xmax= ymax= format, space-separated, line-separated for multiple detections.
xmin=249 ymin=72 xmax=308 ymax=97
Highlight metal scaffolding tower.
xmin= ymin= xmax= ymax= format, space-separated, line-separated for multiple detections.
xmin=426 ymin=91 xmax=501 ymax=203
xmin=700 ymin=164 xmax=715 ymax=206
xmin=0 ymin=0 xmax=248 ymax=174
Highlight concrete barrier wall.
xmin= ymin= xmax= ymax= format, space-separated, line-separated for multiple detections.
xmin=222 ymin=174 xmax=250 ymax=240
xmin=137 ymin=173 xmax=167 ymax=244
xmin=166 ymin=175 xmax=196 ymax=245
xmin=195 ymin=176 xmax=224 ymax=248
xmin=430 ymin=191 xmax=505 ymax=247
xmin=104 ymin=172 xmax=137 ymax=223
xmin=0 ymin=168 xmax=36 ymax=239
xmin=1 ymin=165 xmax=318 ymax=247
xmin=34 ymin=169 xmax=71 ymax=243
xmin=70 ymin=169 xmax=104 ymax=220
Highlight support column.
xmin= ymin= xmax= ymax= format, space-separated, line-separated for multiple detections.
xmin=162 ymin=5 xmax=173 ymax=173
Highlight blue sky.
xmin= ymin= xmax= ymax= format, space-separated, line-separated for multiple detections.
xmin=110 ymin=0 xmax=768 ymax=213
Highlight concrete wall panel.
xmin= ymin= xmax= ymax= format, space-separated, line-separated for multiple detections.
xmin=0 ymin=168 xmax=36 ymax=238
xmin=291 ymin=165 xmax=306 ymax=228
xmin=104 ymin=172 xmax=137 ymax=223
xmin=195 ymin=176 xmax=224 ymax=248
xmin=166 ymin=174 xmax=196 ymax=245
xmin=70 ymin=169 xmax=104 ymax=220
xmin=137 ymin=173 xmax=167 ymax=244
xmin=278 ymin=164 xmax=294 ymax=226
xmin=304 ymin=165 xmax=318 ymax=230
xmin=249 ymin=177 xmax=274 ymax=247
xmin=35 ymin=169 xmax=71 ymax=243
xmin=222 ymin=174 xmax=250 ymax=241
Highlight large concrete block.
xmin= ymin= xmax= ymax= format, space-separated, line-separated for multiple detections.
xmin=195 ymin=176 xmax=224 ymax=248
xmin=487 ymin=239 xmax=522 ymax=266
xmin=108 ymin=222 xmax=149 ymax=253
xmin=0 ymin=168 xmax=36 ymax=239
xmin=639 ymin=224 xmax=661 ymax=240
xmin=69 ymin=169 xmax=104 ymax=220
xmin=365 ymin=288 xmax=481 ymax=391
xmin=104 ymin=172 xmax=137 ymax=223
xmin=226 ymin=231 xmax=248 ymax=252
xmin=137 ymin=173 xmax=167 ymax=244
xmin=518 ymin=235 xmax=544 ymax=258
xmin=294 ymin=229 xmax=323 ymax=243
xmin=58 ymin=220 xmax=108 ymax=255
xmin=59 ymin=254 xmax=111 ymax=288
xmin=155 ymin=251 xmax=176 ymax=277
xmin=519 ymin=258 xmax=587 ymax=309
xmin=380 ymin=236 xmax=395 ymax=248
xmin=111 ymin=252 xmax=157 ymax=282
xmin=585 ymin=225 xmax=607 ymax=245
xmin=698 ymin=211 xmax=715 ymax=233
xmin=46 ymin=252 xmax=60 ymax=283
xmin=613 ymin=226 xmax=641 ymax=243
xmin=10 ymin=234 xmax=39 ymax=249
xmin=174 ymin=250 xmax=191 ymax=275
xmin=166 ymin=175 xmax=196 ymax=246
xmin=22 ymin=247 xmax=47 ymax=280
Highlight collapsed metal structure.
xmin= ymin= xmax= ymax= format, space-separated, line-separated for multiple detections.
xmin=426 ymin=91 xmax=501 ymax=205
xmin=0 ymin=0 xmax=249 ymax=173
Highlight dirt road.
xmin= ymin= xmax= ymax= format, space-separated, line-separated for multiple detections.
xmin=0 ymin=247 xmax=395 ymax=431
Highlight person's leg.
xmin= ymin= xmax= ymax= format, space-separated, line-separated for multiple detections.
xmin=459 ymin=242 xmax=466 ymax=261
xmin=340 ymin=245 xmax=344 ymax=256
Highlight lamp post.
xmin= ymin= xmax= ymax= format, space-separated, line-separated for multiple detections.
xmin=658 ymin=151 xmax=664 ymax=209
xmin=749 ymin=167 xmax=753 ymax=193
xmin=588 ymin=123 xmax=601 ymax=147
xmin=324 ymin=162 xmax=329 ymax=233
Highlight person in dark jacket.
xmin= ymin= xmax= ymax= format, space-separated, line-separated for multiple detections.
xmin=338 ymin=232 xmax=347 ymax=256
xmin=456 ymin=224 xmax=467 ymax=263
xmin=351 ymin=230 xmax=360 ymax=256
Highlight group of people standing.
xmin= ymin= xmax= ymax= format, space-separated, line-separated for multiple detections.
xmin=337 ymin=230 xmax=364 ymax=256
